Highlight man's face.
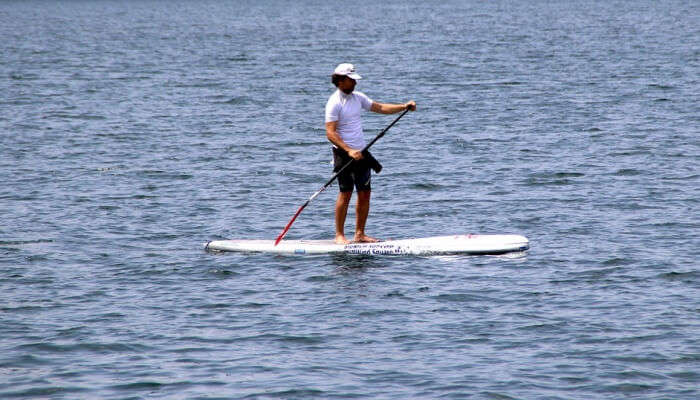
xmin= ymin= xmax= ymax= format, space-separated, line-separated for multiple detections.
xmin=338 ymin=76 xmax=356 ymax=94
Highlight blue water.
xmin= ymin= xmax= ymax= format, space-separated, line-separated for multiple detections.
xmin=1 ymin=0 xmax=698 ymax=398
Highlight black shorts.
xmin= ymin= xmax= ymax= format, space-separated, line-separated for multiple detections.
xmin=333 ymin=147 xmax=371 ymax=193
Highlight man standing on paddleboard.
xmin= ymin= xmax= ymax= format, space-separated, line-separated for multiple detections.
xmin=325 ymin=63 xmax=416 ymax=244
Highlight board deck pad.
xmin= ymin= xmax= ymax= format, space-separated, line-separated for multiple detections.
xmin=205 ymin=234 xmax=529 ymax=256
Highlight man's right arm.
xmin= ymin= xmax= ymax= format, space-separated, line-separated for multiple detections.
xmin=325 ymin=121 xmax=363 ymax=160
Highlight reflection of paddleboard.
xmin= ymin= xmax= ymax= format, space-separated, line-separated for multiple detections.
xmin=205 ymin=234 xmax=529 ymax=256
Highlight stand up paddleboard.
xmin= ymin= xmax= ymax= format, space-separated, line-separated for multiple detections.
xmin=205 ymin=234 xmax=529 ymax=256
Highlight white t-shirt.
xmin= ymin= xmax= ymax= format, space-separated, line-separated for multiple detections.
xmin=325 ymin=90 xmax=373 ymax=149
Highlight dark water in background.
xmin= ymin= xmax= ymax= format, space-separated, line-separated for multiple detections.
xmin=1 ymin=0 xmax=698 ymax=398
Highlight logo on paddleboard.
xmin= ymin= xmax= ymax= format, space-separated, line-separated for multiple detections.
xmin=343 ymin=243 xmax=407 ymax=255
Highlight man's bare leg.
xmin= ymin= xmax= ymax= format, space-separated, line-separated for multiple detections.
xmin=354 ymin=190 xmax=379 ymax=242
xmin=335 ymin=191 xmax=352 ymax=244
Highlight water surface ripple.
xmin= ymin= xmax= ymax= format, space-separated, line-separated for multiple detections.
xmin=1 ymin=0 xmax=698 ymax=398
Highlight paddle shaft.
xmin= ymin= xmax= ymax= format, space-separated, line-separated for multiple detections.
xmin=274 ymin=108 xmax=410 ymax=245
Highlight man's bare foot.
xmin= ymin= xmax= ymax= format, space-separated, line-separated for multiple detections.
xmin=335 ymin=235 xmax=350 ymax=245
xmin=353 ymin=234 xmax=381 ymax=243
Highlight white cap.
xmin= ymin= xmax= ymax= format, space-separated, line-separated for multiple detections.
xmin=333 ymin=63 xmax=362 ymax=80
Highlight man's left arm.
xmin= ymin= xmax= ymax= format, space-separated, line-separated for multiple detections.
xmin=370 ymin=100 xmax=416 ymax=114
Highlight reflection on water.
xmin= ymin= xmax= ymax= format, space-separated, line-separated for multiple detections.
xmin=330 ymin=253 xmax=388 ymax=272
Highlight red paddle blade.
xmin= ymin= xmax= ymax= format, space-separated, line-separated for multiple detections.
xmin=274 ymin=226 xmax=290 ymax=246
xmin=274 ymin=204 xmax=306 ymax=246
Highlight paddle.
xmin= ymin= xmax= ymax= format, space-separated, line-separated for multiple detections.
xmin=274 ymin=108 xmax=411 ymax=245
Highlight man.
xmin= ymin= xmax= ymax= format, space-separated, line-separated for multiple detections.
xmin=325 ymin=63 xmax=416 ymax=244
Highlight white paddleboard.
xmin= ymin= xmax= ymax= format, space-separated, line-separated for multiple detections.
xmin=205 ymin=234 xmax=529 ymax=256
